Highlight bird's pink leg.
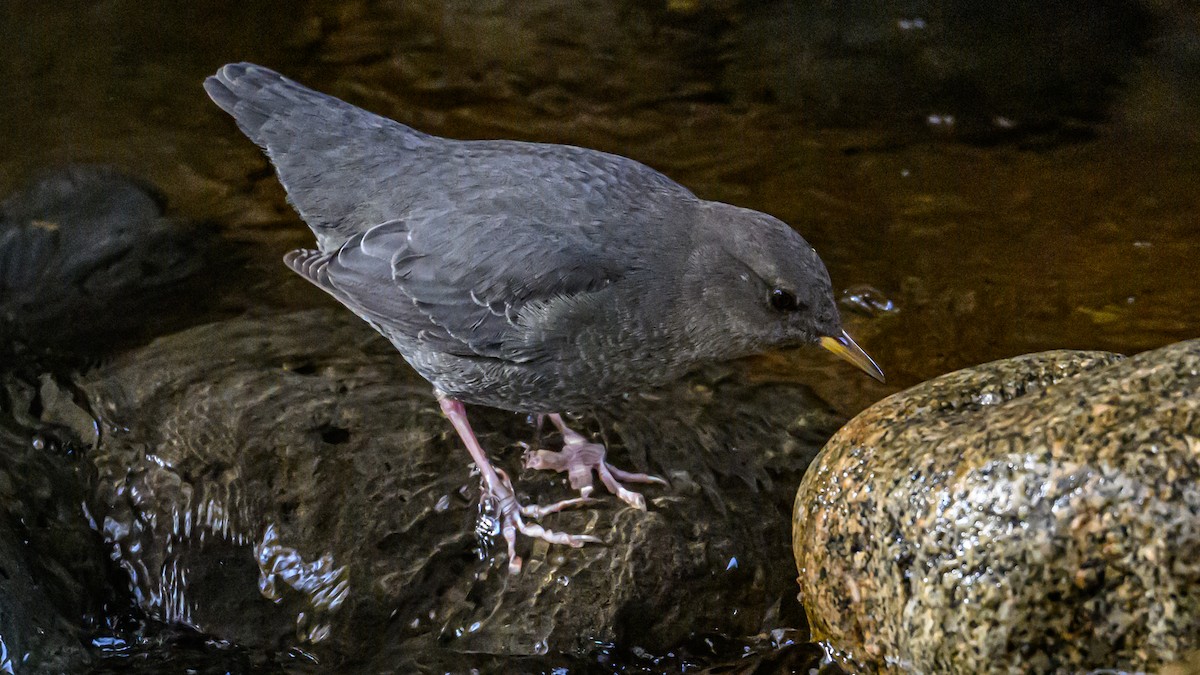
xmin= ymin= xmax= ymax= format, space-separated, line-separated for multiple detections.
xmin=437 ymin=394 xmax=600 ymax=573
xmin=525 ymin=413 xmax=667 ymax=511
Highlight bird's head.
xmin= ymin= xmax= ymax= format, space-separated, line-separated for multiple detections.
xmin=679 ymin=201 xmax=884 ymax=382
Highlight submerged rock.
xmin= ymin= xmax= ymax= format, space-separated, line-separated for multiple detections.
xmin=79 ymin=309 xmax=838 ymax=669
xmin=0 ymin=165 xmax=218 ymax=358
xmin=792 ymin=341 xmax=1200 ymax=673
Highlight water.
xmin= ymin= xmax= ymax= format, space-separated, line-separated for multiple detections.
xmin=1 ymin=1 xmax=1197 ymax=672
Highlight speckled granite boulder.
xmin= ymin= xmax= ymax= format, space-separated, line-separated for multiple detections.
xmin=792 ymin=340 xmax=1200 ymax=673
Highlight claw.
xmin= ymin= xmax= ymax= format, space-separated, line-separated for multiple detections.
xmin=440 ymin=394 xmax=603 ymax=574
xmin=520 ymin=496 xmax=599 ymax=519
xmin=516 ymin=520 xmax=603 ymax=548
xmin=607 ymin=464 xmax=670 ymax=486
xmin=524 ymin=413 xmax=667 ymax=509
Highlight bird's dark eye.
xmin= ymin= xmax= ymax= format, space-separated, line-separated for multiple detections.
xmin=769 ymin=288 xmax=802 ymax=312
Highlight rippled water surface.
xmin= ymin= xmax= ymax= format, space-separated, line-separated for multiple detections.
xmin=0 ymin=1 xmax=1197 ymax=672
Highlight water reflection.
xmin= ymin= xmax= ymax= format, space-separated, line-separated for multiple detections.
xmin=0 ymin=637 xmax=13 ymax=675
xmin=256 ymin=523 xmax=350 ymax=643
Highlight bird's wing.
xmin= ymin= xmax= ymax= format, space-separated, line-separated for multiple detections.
xmin=286 ymin=215 xmax=628 ymax=362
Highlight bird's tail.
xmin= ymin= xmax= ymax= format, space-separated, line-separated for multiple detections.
xmin=204 ymin=63 xmax=430 ymax=251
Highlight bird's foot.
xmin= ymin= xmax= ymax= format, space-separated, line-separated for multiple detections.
xmin=482 ymin=468 xmax=602 ymax=573
xmin=524 ymin=414 xmax=668 ymax=511
xmin=438 ymin=394 xmax=601 ymax=574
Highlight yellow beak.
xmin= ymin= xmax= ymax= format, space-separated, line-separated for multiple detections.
xmin=819 ymin=331 xmax=885 ymax=383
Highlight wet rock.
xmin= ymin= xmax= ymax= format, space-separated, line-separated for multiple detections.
xmin=0 ymin=375 xmax=126 ymax=673
xmin=0 ymin=165 xmax=218 ymax=358
xmin=792 ymin=341 xmax=1200 ymax=673
xmin=78 ymin=309 xmax=839 ymax=669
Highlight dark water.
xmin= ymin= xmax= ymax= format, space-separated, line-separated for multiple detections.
xmin=0 ymin=1 xmax=1197 ymax=672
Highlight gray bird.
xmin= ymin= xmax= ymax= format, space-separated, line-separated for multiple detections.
xmin=204 ymin=62 xmax=883 ymax=572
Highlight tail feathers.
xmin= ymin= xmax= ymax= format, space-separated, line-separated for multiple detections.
xmin=205 ymin=63 xmax=435 ymax=250
xmin=204 ymin=63 xmax=299 ymax=145
xmin=284 ymin=248 xmax=335 ymax=290
xmin=204 ymin=62 xmax=377 ymax=151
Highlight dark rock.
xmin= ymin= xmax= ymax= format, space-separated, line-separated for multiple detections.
xmin=0 ymin=375 xmax=126 ymax=673
xmin=79 ymin=309 xmax=839 ymax=669
xmin=0 ymin=165 xmax=219 ymax=358
xmin=793 ymin=341 xmax=1200 ymax=673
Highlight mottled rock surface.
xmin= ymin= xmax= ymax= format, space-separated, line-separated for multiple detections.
xmin=793 ymin=341 xmax=1200 ymax=673
xmin=79 ymin=308 xmax=839 ymax=670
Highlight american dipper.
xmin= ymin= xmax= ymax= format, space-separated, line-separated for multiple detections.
xmin=204 ymin=63 xmax=883 ymax=572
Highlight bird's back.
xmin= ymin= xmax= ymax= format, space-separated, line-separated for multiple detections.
xmin=204 ymin=63 xmax=693 ymax=253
